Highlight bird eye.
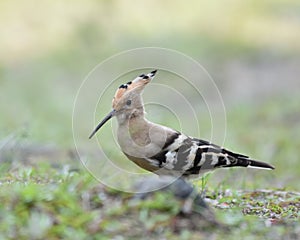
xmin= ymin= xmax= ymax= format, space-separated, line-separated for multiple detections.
xmin=126 ymin=100 xmax=132 ymax=106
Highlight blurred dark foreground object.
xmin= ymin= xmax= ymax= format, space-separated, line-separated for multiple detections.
xmin=133 ymin=176 xmax=226 ymax=231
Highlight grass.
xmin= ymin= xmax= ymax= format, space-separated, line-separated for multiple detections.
xmin=0 ymin=161 xmax=299 ymax=239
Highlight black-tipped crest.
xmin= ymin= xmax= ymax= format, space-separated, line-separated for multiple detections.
xmin=150 ymin=69 xmax=157 ymax=77
xmin=90 ymin=70 xmax=159 ymax=139
xmin=119 ymin=84 xmax=128 ymax=89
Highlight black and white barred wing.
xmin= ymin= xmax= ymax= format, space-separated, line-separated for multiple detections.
xmin=148 ymin=133 xmax=274 ymax=177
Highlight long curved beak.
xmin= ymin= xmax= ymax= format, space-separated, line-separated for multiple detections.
xmin=89 ymin=109 xmax=116 ymax=139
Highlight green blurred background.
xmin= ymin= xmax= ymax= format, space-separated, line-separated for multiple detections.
xmin=1 ymin=0 xmax=300 ymax=190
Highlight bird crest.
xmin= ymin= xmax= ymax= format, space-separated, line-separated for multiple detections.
xmin=112 ymin=70 xmax=157 ymax=109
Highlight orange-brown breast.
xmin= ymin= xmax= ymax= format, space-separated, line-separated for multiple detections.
xmin=124 ymin=153 xmax=159 ymax=173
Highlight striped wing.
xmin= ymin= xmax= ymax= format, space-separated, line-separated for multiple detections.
xmin=148 ymin=133 xmax=274 ymax=177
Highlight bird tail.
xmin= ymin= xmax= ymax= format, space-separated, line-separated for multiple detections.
xmin=224 ymin=156 xmax=275 ymax=170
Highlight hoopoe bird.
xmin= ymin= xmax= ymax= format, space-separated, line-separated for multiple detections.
xmin=89 ymin=70 xmax=274 ymax=178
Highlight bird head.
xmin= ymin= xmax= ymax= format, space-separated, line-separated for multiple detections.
xmin=89 ymin=70 xmax=157 ymax=139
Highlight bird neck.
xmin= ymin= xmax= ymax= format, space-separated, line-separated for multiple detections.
xmin=116 ymin=107 xmax=176 ymax=159
xmin=116 ymin=106 xmax=146 ymax=125
xmin=116 ymin=107 xmax=154 ymax=156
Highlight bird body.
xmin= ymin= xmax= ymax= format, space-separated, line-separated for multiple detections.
xmin=89 ymin=70 xmax=274 ymax=178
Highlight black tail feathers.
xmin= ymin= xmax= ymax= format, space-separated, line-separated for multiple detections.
xmin=229 ymin=157 xmax=275 ymax=170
